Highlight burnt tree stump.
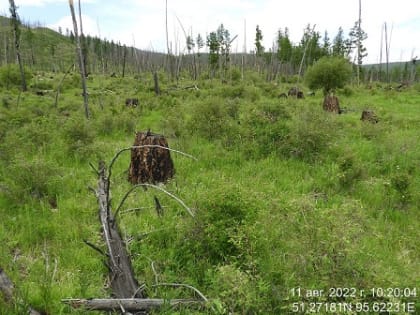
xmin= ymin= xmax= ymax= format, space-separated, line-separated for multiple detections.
xmin=125 ymin=98 xmax=139 ymax=107
xmin=323 ymin=95 xmax=341 ymax=113
xmin=361 ymin=110 xmax=379 ymax=123
xmin=288 ymin=87 xmax=304 ymax=98
xmin=128 ymin=131 xmax=175 ymax=184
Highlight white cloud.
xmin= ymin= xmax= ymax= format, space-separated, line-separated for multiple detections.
xmin=3 ymin=0 xmax=419 ymax=63
xmin=49 ymin=14 xmax=99 ymax=37
xmin=15 ymin=0 xmax=96 ymax=6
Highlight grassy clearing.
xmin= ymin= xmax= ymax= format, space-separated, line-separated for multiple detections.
xmin=0 ymin=71 xmax=419 ymax=314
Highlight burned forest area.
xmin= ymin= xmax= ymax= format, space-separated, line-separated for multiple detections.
xmin=0 ymin=6 xmax=419 ymax=315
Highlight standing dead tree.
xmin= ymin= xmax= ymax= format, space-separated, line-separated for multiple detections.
xmin=68 ymin=0 xmax=89 ymax=119
xmin=8 ymin=0 xmax=27 ymax=92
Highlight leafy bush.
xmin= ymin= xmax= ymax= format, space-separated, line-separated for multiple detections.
xmin=187 ymin=97 xmax=239 ymax=140
xmin=0 ymin=64 xmax=33 ymax=89
xmin=305 ymin=56 xmax=352 ymax=95
xmin=30 ymin=79 xmax=54 ymax=90
xmin=240 ymin=102 xmax=290 ymax=158
xmin=173 ymin=188 xmax=254 ymax=272
xmin=63 ymin=118 xmax=97 ymax=160
xmin=61 ymin=73 xmax=81 ymax=90
xmin=6 ymin=157 xmax=62 ymax=200
xmin=281 ymin=107 xmax=336 ymax=161
xmin=337 ymin=152 xmax=364 ymax=190
xmin=95 ymin=110 xmax=137 ymax=136
xmin=390 ymin=172 xmax=411 ymax=207
xmin=210 ymin=264 xmax=271 ymax=314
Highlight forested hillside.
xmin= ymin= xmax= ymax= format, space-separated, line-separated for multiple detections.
xmin=0 ymin=10 xmax=419 ymax=315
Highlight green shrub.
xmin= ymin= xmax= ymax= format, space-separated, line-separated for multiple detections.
xmin=0 ymin=64 xmax=33 ymax=89
xmin=30 ymin=79 xmax=54 ymax=90
xmin=174 ymin=188 xmax=253 ymax=270
xmin=281 ymin=107 xmax=336 ymax=161
xmin=390 ymin=172 xmax=411 ymax=207
xmin=63 ymin=118 xmax=98 ymax=160
xmin=95 ymin=111 xmax=137 ymax=136
xmin=187 ymin=97 xmax=238 ymax=140
xmin=305 ymin=56 xmax=352 ymax=95
xmin=210 ymin=264 xmax=271 ymax=314
xmin=6 ymin=157 xmax=62 ymax=200
xmin=341 ymin=85 xmax=354 ymax=96
xmin=228 ymin=67 xmax=242 ymax=83
xmin=240 ymin=102 xmax=290 ymax=158
xmin=337 ymin=152 xmax=364 ymax=190
xmin=61 ymin=73 xmax=81 ymax=90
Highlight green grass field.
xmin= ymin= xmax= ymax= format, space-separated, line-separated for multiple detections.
xmin=0 ymin=70 xmax=419 ymax=314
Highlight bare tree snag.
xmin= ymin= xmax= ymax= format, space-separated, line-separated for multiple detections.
xmin=97 ymin=162 xmax=144 ymax=299
xmin=128 ymin=131 xmax=175 ymax=184
xmin=8 ymin=0 xmax=27 ymax=92
xmin=68 ymin=0 xmax=89 ymax=119
xmin=0 ymin=267 xmax=41 ymax=315
xmin=153 ymin=71 xmax=160 ymax=95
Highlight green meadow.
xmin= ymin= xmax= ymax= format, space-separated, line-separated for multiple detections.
xmin=0 ymin=67 xmax=418 ymax=314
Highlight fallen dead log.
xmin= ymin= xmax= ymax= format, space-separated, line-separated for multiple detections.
xmin=96 ymin=161 xmax=144 ymax=299
xmin=62 ymin=298 xmax=203 ymax=311
xmin=0 ymin=267 xmax=14 ymax=302
xmin=65 ymin=152 xmax=203 ymax=314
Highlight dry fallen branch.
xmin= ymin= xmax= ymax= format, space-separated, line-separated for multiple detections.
xmin=96 ymin=162 xmax=143 ymax=299
xmin=152 ymin=283 xmax=209 ymax=302
xmin=61 ymin=298 xmax=203 ymax=311
xmin=113 ymin=183 xmax=195 ymax=220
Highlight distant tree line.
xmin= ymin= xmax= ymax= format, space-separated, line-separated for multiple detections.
xmin=0 ymin=14 xmax=418 ymax=85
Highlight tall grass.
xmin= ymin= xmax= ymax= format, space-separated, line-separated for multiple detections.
xmin=0 ymin=71 xmax=418 ymax=314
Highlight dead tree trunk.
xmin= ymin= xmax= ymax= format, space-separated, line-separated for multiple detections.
xmin=68 ymin=0 xmax=89 ymax=119
xmin=153 ymin=71 xmax=160 ymax=95
xmin=9 ymin=0 xmax=27 ymax=92
xmin=97 ymin=161 xmax=145 ymax=299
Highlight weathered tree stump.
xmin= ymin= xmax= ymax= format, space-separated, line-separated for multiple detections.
xmin=361 ymin=110 xmax=379 ymax=123
xmin=288 ymin=87 xmax=304 ymax=98
xmin=323 ymin=95 xmax=341 ymax=113
xmin=128 ymin=131 xmax=175 ymax=184
xmin=125 ymin=98 xmax=139 ymax=107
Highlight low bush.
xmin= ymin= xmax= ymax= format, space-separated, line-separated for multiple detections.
xmin=186 ymin=97 xmax=239 ymax=140
xmin=0 ymin=64 xmax=33 ymax=89
xmin=240 ymin=102 xmax=290 ymax=158
xmin=280 ymin=107 xmax=336 ymax=161
xmin=6 ymin=157 xmax=62 ymax=201
xmin=62 ymin=118 xmax=98 ymax=160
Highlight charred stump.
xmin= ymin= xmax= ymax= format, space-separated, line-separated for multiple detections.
xmin=128 ymin=131 xmax=175 ymax=184
xmin=125 ymin=98 xmax=139 ymax=107
xmin=323 ymin=95 xmax=341 ymax=113
xmin=361 ymin=110 xmax=379 ymax=123
xmin=288 ymin=87 xmax=304 ymax=98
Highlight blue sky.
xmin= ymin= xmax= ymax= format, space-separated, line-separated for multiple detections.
xmin=1 ymin=0 xmax=419 ymax=64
